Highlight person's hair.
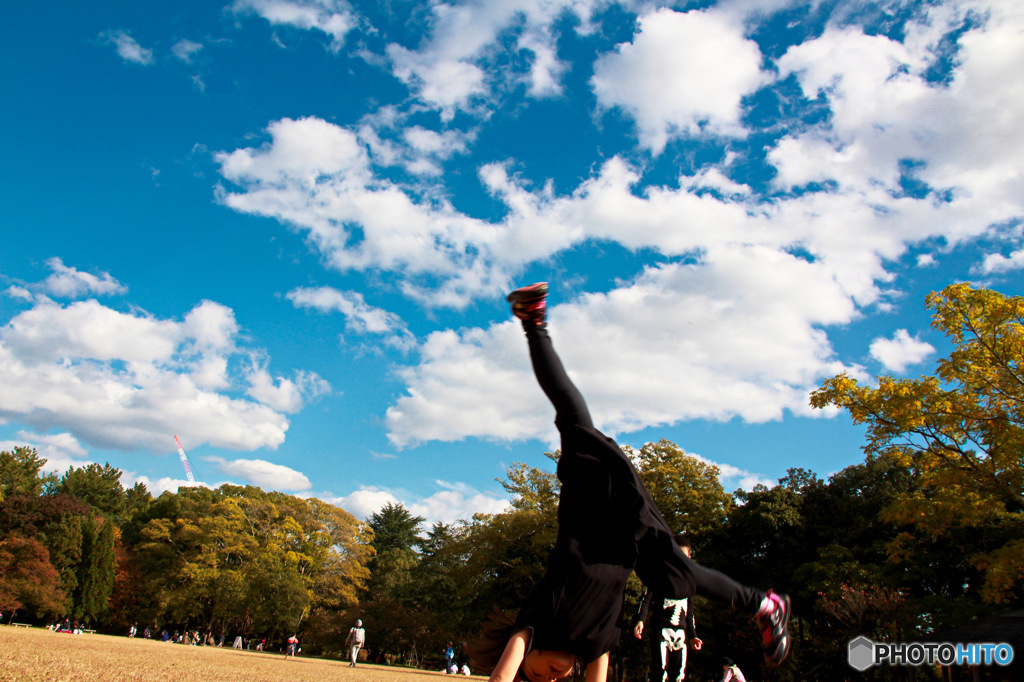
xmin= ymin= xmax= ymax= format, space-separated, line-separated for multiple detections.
xmin=463 ymin=607 xmax=518 ymax=675
xmin=673 ymin=533 xmax=692 ymax=551
xmin=465 ymin=608 xmax=588 ymax=681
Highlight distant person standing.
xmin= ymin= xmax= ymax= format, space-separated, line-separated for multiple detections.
xmin=444 ymin=641 xmax=456 ymax=672
xmin=634 ymin=534 xmax=703 ymax=681
xmin=285 ymin=634 xmax=299 ymax=659
xmin=346 ymin=619 xmax=366 ymax=667
xmin=128 ymin=622 xmax=137 ymax=638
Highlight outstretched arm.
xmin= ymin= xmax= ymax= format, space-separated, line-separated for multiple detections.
xmin=489 ymin=629 xmax=530 ymax=682
xmin=635 ymin=589 xmax=652 ymax=639
xmin=586 ymin=653 xmax=609 ymax=682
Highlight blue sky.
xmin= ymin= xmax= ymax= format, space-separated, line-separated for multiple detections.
xmin=2 ymin=0 xmax=1023 ymax=526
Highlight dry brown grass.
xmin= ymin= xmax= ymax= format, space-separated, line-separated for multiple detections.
xmin=0 ymin=626 xmax=480 ymax=681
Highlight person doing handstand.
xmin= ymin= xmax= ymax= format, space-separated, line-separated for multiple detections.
xmin=469 ymin=283 xmax=791 ymax=682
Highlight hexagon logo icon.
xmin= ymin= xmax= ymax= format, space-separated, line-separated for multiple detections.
xmin=848 ymin=636 xmax=875 ymax=672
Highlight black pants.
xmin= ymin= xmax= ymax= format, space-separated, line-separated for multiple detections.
xmin=525 ymin=325 xmax=763 ymax=613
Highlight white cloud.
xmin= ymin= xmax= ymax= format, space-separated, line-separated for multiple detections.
xmin=772 ymin=2 xmax=1024 ymax=244
xmin=0 ymin=431 xmax=91 ymax=476
xmin=101 ymin=29 xmax=154 ymax=65
xmin=232 ymin=0 xmax=355 ymax=49
xmin=287 ymin=286 xmax=417 ymax=352
xmin=3 ymin=298 xmax=178 ymax=364
xmin=407 ymin=481 xmax=510 ymax=526
xmin=287 ymin=286 xmax=407 ymax=335
xmin=330 ymin=486 xmax=399 ymax=520
xmin=382 ymin=0 xmax=606 ymax=116
xmin=387 ymin=254 xmax=854 ymax=447
xmin=172 ymin=39 xmax=203 ymax=63
xmin=125 ymin=473 xmax=211 ymax=496
xmin=709 ymin=458 xmax=774 ymax=492
xmin=5 ymin=286 xmax=33 ymax=301
xmin=387 ymin=45 xmax=487 ymax=121
xmin=214 ymin=2 xmax=1024 ymax=450
xmin=42 ymin=258 xmax=127 ymax=298
xmin=0 ymin=289 xmax=317 ymax=453
xmin=216 ymin=117 xmax=514 ymax=307
xmin=245 ymin=365 xmax=331 ymax=413
xmin=869 ymin=329 xmax=935 ymax=372
xmin=328 ymin=482 xmax=509 ymax=526
xmin=979 ymin=248 xmax=1024 ymax=274
xmin=206 ymin=455 xmax=313 ymax=491
xmin=592 ymin=8 xmax=766 ymax=152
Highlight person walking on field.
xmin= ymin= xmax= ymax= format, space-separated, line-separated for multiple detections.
xmin=635 ymin=535 xmax=703 ymax=681
xmin=346 ymin=619 xmax=366 ymax=667
xmin=285 ymin=634 xmax=299 ymax=659
xmin=466 ymin=282 xmax=791 ymax=682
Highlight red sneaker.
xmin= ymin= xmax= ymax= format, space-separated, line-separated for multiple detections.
xmin=757 ymin=591 xmax=791 ymax=667
xmin=506 ymin=282 xmax=548 ymax=326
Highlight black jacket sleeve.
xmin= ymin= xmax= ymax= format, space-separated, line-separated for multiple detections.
xmin=637 ymin=588 xmax=653 ymax=624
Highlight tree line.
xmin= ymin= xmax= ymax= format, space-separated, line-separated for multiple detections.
xmin=1 ymin=283 xmax=1021 ymax=680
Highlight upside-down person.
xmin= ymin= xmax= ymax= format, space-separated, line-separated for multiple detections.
xmin=466 ymin=283 xmax=791 ymax=682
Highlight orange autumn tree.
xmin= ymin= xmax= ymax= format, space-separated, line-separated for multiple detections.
xmin=811 ymin=283 xmax=1024 ymax=604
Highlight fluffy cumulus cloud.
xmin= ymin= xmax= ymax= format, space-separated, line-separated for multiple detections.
xmin=332 ymin=485 xmax=400 ymax=520
xmin=772 ymin=1 xmax=1024 ymax=236
xmin=407 ymin=481 xmax=510 ymax=525
xmin=384 ymin=0 xmax=600 ymax=117
xmin=206 ymin=455 xmax=313 ymax=491
xmin=0 ymin=431 xmax=91 ymax=475
xmin=41 ymin=258 xmax=127 ymax=298
xmin=869 ymin=329 xmax=935 ymax=373
xmin=0 ymin=271 xmax=327 ymax=454
xmin=387 ymin=256 xmax=853 ymax=446
xmin=704 ymin=456 xmax=774 ymax=492
xmin=591 ymin=7 xmax=766 ymax=151
xmin=216 ymin=117 xmax=517 ymax=307
xmin=979 ymin=248 xmax=1024 ymax=274
xmin=330 ymin=482 xmax=509 ymax=525
xmin=213 ymin=1 xmax=1024 ymax=450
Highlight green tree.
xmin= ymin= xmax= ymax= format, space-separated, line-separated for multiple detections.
xmin=129 ymin=485 xmax=372 ymax=643
xmin=124 ymin=482 xmax=152 ymax=520
xmin=0 ymin=447 xmax=56 ymax=500
xmin=60 ymin=463 xmax=127 ymax=520
xmin=368 ymin=502 xmax=424 ymax=554
xmin=626 ymin=439 xmax=733 ymax=537
xmin=811 ymin=283 xmax=1024 ymax=603
xmin=73 ymin=515 xmax=116 ymax=622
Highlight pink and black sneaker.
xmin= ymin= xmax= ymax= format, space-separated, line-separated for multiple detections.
xmin=507 ymin=282 xmax=548 ymax=327
xmin=757 ymin=590 xmax=791 ymax=668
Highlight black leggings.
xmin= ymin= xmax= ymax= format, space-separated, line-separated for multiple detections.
xmin=525 ymin=325 xmax=764 ymax=614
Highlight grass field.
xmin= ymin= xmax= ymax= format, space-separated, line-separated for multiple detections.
xmin=0 ymin=626 xmax=480 ymax=681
